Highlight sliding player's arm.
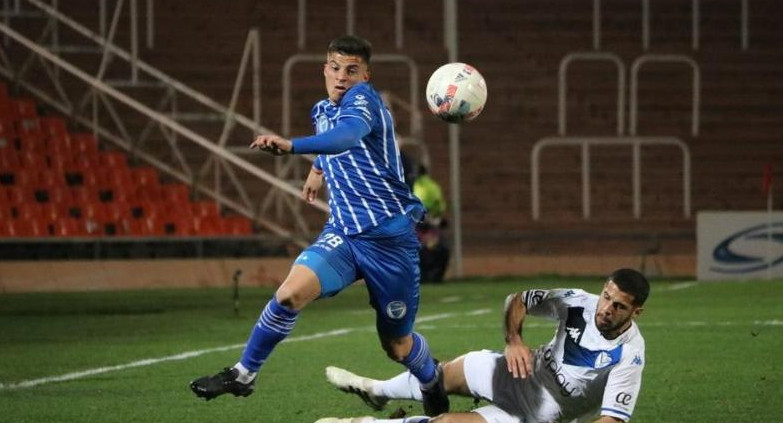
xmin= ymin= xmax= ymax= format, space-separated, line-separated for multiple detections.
xmin=503 ymin=292 xmax=533 ymax=379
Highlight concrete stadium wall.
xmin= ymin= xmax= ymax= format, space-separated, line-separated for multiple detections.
xmin=0 ymin=253 xmax=695 ymax=293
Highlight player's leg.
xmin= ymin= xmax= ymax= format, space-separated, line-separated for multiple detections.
xmin=190 ymin=228 xmax=357 ymax=400
xmin=325 ymin=354 xmax=472 ymax=404
xmin=354 ymin=216 xmax=449 ymax=416
xmin=314 ymin=411 xmax=492 ymax=423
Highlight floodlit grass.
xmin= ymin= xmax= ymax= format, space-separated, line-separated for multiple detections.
xmin=0 ymin=277 xmax=781 ymax=422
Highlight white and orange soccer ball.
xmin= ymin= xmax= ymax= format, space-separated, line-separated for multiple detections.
xmin=425 ymin=62 xmax=487 ymax=123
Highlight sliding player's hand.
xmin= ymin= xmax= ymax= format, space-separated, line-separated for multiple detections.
xmin=250 ymin=135 xmax=293 ymax=156
xmin=504 ymin=340 xmax=533 ymax=379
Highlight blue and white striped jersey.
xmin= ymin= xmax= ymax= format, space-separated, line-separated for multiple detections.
xmin=311 ymin=82 xmax=423 ymax=235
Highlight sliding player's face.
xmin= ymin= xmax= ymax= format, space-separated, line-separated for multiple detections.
xmin=324 ymin=52 xmax=370 ymax=103
xmin=594 ymin=281 xmax=643 ymax=339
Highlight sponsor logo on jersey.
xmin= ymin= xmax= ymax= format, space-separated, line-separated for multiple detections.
xmin=543 ymin=346 xmax=577 ymax=397
xmin=386 ymin=301 xmax=407 ymax=319
xmin=615 ymin=392 xmax=633 ymax=406
xmin=317 ymin=115 xmax=330 ymax=134
xmin=566 ymin=327 xmax=582 ymax=342
xmin=710 ymin=222 xmax=783 ymax=274
xmin=631 ymin=354 xmax=643 ymax=366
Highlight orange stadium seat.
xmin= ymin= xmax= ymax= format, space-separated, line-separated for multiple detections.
xmin=1 ymin=170 xmax=32 ymax=188
xmin=135 ymin=184 xmax=163 ymax=202
xmin=161 ymin=183 xmax=190 ymax=204
xmin=5 ymin=218 xmax=48 ymax=237
xmin=53 ymin=217 xmax=87 ymax=237
xmin=0 ymin=119 xmax=17 ymax=144
xmin=138 ymin=216 xmax=165 ymax=236
xmin=18 ymin=135 xmax=46 ymax=154
xmin=132 ymin=166 xmax=159 ymax=187
xmin=99 ymin=151 xmax=128 ymax=169
xmin=46 ymin=135 xmax=72 ymax=156
xmin=10 ymin=98 xmax=37 ymax=119
xmin=18 ymin=149 xmax=46 ymax=168
xmin=191 ymin=201 xmax=220 ymax=218
xmin=38 ymin=117 xmax=68 ymax=138
xmin=0 ymin=148 xmax=21 ymax=170
xmin=37 ymin=169 xmax=66 ymax=188
xmin=6 ymin=186 xmax=32 ymax=204
xmin=224 ymin=216 xmax=253 ymax=235
xmin=193 ymin=216 xmax=224 ymax=236
xmin=70 ymin=133 xmax=99 ymax=157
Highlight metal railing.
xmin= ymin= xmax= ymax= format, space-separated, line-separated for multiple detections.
xmin=297 ymin=0 xmax=406 ymax=50
xmin=629 ymin=54 xmax=701 ymax=137
xmin=558 ymin=52 xmax=626 ymax=136
xmin=592 ymin=0 xmax=751 ymax=51
xmin=531 ymin=136 xmax=691 ymax=220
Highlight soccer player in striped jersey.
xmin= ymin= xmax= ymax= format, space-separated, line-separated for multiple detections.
xmin=317 ymin=269 xmax=649 ymax=423
xmin=190 ymin=35 xmax=448 ymax=416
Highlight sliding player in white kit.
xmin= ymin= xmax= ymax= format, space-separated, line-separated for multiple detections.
xmin=316 ymin=268 xmax=649 ymax=423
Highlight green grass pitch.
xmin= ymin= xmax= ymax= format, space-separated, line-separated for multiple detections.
xmin=0 ymin=277 xmax=781 ymax=422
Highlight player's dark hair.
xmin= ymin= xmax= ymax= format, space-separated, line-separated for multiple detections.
xmin=608 ymin=268 xmax=649 ymax=306
xmin=327 ymin=35 xmax=372 ymax=64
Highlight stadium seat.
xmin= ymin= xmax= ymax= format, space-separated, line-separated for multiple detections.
xmin=50 ymin=154 xmax=75 ymax=174
xmin=10 ymin=98 xmax=37 ymax=119
xmin=191 ymin=201 xmax=220 ymax=218
xmin=46 ymin=135 xmax=72 ymax=156
xmin=161 ymin=183 xmax=190 ymax=204
xmin=16 ymin=117 xmax=42 ymax=139
xmin=138 ymin=216 xmax=165 ymax=236
xmin=118 ymin=217 xmax=143 ymax=236
xmin=132 ymin=166 xmax=160 ymax=187
xmin=43 ymin=186 xmax=72 ymax=204
xmin=135 ymin=184 xmax=163 ymax=202
xmin=99 ymin=151 xmax=128 ymax=169
xmin=224 ymin=216 xmax=253 ymax=235
xmin=162 ymin=215 xmax=193 ymax=236
xmin=0 ymin=119 xmax=15 ymax=146
xmin=193 ymin=215 xmax=224 ymax=236
xmin=18 ymin=135 xmax=46 ymax=154
xmin=18 ymin=149 xmax=47 ymax=168
xmin=103 ymin=201 xmax=131 ymax=222
xmin=0 ymin=170 xmax=32 ymax=187
xmin=0 ymin=148 xmax=21 ymax=170
xmin=70 ymin=133 xmax=99 ymax=157
xmin=37 ymin=169 xmax=66 ymax=188
xmin=39 ymin=202 xmax=67 ymax=221
xmin=70 ymin=186 xmax=98 ymax=203
xmin=4 ymin=219 xmax=46 ymax=237
xmin=53 ymin=217 xmax=87 ymax=237
xmin=39 ymin=117 xmax=68 ymax=138
xmin=6 ymin=186 xmax=32 ymax=204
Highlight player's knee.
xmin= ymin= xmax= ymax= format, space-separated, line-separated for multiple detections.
xmin=380 ymin=337 xmax=411 ymax=362
xmin=275 ymin=285 xmax=312 ymax=311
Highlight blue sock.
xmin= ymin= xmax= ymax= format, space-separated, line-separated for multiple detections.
xmin=399 ymin=332 xmax=437 ymax=386
xmin=239 ymin=297 xmax=299 ymax=372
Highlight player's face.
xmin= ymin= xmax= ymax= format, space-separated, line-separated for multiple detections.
xmin=323 ymin=52 xmax=370 ymax=103
xmin=594 ymin=281 xmax=643 ymax=339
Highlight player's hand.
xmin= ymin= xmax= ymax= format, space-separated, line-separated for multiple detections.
xmin=504 ymin=339 xmax=533 ymax=379
xmin=301 ymin=168 xmax=323 ymax=203
xmin=250 ymin=134 xmax=293 ymax=156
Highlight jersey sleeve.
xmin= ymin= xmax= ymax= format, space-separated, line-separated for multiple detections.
xmin=520 ymin=289 xmax=586 ymax=320
xmin=600 ymin=347 xmax=645 ymax=421
xmin=337 ymin=83 xmax=375 ymax=132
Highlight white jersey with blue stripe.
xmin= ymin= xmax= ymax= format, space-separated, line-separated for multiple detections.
xmin=311 ymin=82 xmax=423 ymax=235
xmin=521 ymin=289 xmax=645 ymax=422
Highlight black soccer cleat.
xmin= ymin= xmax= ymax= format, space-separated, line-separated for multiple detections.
xmin=420 ymin=363 xmax=449 ymax=416
xmin=190 ymin=367 xmax=256 ymax=401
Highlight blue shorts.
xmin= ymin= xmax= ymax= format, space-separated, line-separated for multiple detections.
xmin=294 ymin=214 xmax=421 ymax=338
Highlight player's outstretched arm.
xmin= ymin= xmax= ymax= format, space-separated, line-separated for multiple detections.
xmin=302 ymin=167 xmax=324 ymax=203
xmin=250 ymin=134 xmax=292 ymax=155
xmin=503 ymin=292 xmax=534 ymax=379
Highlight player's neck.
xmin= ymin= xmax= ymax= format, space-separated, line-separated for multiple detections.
xmin=600 ymin=320 xmax=633 ymax=340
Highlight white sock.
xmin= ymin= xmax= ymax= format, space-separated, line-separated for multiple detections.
xmin=233 ymin=362 xmax=257 ymax=384
xmin=373 ymin=417 xmax=429 ymax=423
xmin=376 ymin=371 xmax=423 ymax=401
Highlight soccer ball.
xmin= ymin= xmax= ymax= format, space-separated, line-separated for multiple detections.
xmin=425 ymin=62 xmax=487 ymax=123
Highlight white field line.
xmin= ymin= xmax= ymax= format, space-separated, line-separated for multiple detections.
xmin=660 ymin=281 xmax=699 ymax=291
xmin=0 ymin=309 xmax=490 ymax=391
